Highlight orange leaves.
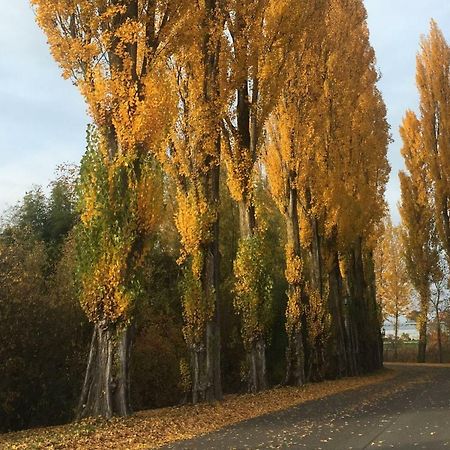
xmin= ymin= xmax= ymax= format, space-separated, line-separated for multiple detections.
xmin=136 ymin=77 xmax=176 ymax=149
xmin=224 ymin=149 xmax=255 ymax=203
xmin=285 ymin=287 xmax=302 ymax=336
xmin=305 ymin=283 xmax=330 ymax=345
xmin=32 ymin=0 xmax=181 ymax=159
xmin=224 ymin=0 xmax=303 ymax=205
xmin=181 ymin=269 xmax=214 ymax=347
xmin=32 ymin=1 xmax=185 ymax=331
xmin=76 ymin=128 xmax=152 ymax=328
xmin=80 ymin=183 xmax=99 ymax=226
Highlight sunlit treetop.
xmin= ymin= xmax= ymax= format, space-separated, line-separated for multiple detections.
xmin=415 ymin=20 xmax=450 ymax=259
xmin=374 ymin=219 xmax=411 ymax=321
xmin=222 ymin=0 xmax=306 ymax=204
xmin=31 ymin=0 xmax=187 ymax=155
xmin=309 ymin=0 xmax=389 ymax=248
xmin=265 ymin=0 xmax=389 ymax=251
xmin=399 ymin=110 xmax=439 ymax=297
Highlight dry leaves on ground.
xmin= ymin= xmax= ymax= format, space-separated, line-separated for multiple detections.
xmin=0 ymin=369 xmax=396 ymax=450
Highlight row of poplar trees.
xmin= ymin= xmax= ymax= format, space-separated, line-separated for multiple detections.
xmin=31 ymin=0 xmax=390 ymax=419
xmin=398 ymin=21 xmax=450 ymax=363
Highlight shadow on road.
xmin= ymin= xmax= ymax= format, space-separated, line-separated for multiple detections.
xmin=164 ymin=364 xmax=450 ymax=449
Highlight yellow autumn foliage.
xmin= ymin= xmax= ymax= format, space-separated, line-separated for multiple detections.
xmin=285 ymin=244 xmax=303 ymax=286
xmin=80 ymin=242 xmax=134 ymax=324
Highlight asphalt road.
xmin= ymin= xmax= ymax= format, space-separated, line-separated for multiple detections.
xmin=164 ymin=364 xmax=450 ymax=449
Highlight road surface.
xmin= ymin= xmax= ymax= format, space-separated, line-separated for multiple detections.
xmin=164 ymin=364 xmax=450 ymax=449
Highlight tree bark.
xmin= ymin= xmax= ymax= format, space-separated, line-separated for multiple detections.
xmin=198 ymin=161 xmax=222 ymax=403
xmin=353 ymin=240 xmax=367 ymax=370
xmin=284 ymin=329 xmax=305 ymax=386
xmin=233 ymin=26 xmax=266 ymax=391
xmin=189 ymin=0 xmax=223 ymax=404
xmin=305 ymin=189 xmax=323 ymax=300
xmin=364 ymin=250 xmax=384 ymax=371
xmin=190 ymin=150 xmax=222 ymax=404
xmin=436 ymin=304 xmax=443 ymax=363
xmin=304 ymin=191 xmax=331 ymax=380
xmin=247 ymin=337 xmax=267 ymax=393
xmin=394 ymin=311 xmax=399 ymax=361
xmin=238 ymin=199 xmax=268 ymax=393
xmin=326 ymin=240 xmax=349 ymax=379
xmin=344 ymin=239 xmax=382 ymax=374
xmin=417 ymin=320 xmax=427 ymax=363
xmin=417 ymin=287 xmax=429 ymax=363
xmin=284 ymin=186 xmax=306 ymax=386
xmin=77 ymin=322 xmax=132 ymax=419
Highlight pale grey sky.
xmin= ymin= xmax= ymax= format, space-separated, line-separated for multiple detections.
xmin=364 ymin=0 xmax=450 ymax=221
xmin=0 ymin=1 xmax=88 ymax=212
xmin=0 ymin=1 xmax=449 ymax=219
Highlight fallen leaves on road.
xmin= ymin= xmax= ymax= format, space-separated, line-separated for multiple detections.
xmin=0 ymin=369 xmax=396 ymax=450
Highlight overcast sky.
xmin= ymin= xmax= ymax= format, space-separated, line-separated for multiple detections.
xmin=0 ymin=1 xmax=449 ymax=220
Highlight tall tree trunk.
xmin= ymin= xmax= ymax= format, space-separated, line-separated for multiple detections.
xmin=304 ymin=191 xmax=328 ymax=380
xmin=77 ymin=322 xmax=132 ymax=419
xmin=364 ymin=250 xmax=384 ymax=371
xmin=204 ymin=163 xmax=222 ymax=402
xmin=394 ymin=311 xmax=399 ymax=361
xmin=417 ymin=319 xmax=427 ymax=363
xmin=351 ymin=238 xmax=375 ymax=373
xmin=436 ymin=304 xmax=443 ymax=363
xmin=305 ymin=189 xmax=323 ymax=299
xmin=191 ymin=150 xmax=222 ymax=404
xmin=284 ymin=186 xmax=306 ymax=386
xmin=238 ymin=200 xmax=267 ymax=393
xmin=247 ymin=338 xmax=267 ymax=393
xmin=325 ymin=238 xmax=349 ymax=379
xmin=189 ymin=0 xmax=223 ymax=404
xmin=234 ymin=66 xmax=267 ymax=392
xmin=417 ymin=287 xmax=429 ymax=363
xmin=440 ymin=198 xmax=450 ymax=260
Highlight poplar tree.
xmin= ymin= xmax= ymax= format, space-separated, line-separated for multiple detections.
xmin=265 ymin=1 xmax=326 ymax=386
xmin=399 ymin=20 xmax=450 ymax=363
xmin=399 ymin=110 xmax=439 ymax=362
xmin=416 ymin=21 xmax=450 ymax=260
xmin=266 ymin=0 xmax=389 ymax=381
xmin=375 ymin=220 xmax=412 ymax=361
xmin=159 ymin=1 xmax=227 ymax=403
xmin=222 ymin=0 xmax=302 ymax=393
xmin=302 ymin=0 xmax=388 ymax=377
xmin=31 ymin=0 xmax=184 ymax=418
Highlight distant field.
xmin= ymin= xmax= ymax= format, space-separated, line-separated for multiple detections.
xmin=383 ymin=339 xmax=450 ymax=363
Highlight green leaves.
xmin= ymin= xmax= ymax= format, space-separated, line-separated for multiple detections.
xmin=234 ymin=233 xmax=273 ymax=349
xmin=75 ymin=126 xmax=157 ymax=326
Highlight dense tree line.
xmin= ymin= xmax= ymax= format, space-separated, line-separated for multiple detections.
xmin=0 ymin=0 xmax=391 ymax=428
xmin=0 ymin=176 xmax=89 ymax=431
